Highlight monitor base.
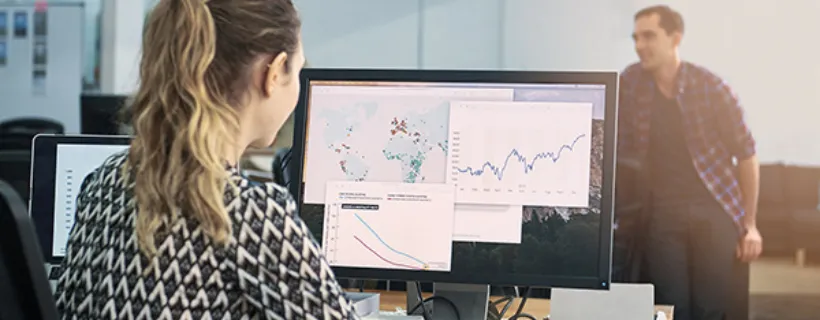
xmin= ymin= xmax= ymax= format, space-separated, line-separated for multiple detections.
xmin=406 ymin=282 xmax=489 ymax=320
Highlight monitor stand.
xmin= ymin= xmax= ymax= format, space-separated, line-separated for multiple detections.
xmin=406 ymin=282 xmax=490 ymax=320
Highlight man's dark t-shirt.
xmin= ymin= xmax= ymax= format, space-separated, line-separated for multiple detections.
xmin=648 ymin=88 xmax=714 ymax=205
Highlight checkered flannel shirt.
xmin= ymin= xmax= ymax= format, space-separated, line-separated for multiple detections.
xmin=617 ymin=61 xmax=757 ymax=224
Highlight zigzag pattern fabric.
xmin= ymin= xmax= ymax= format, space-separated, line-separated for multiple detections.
xmin=54 ymin=151 xmax=358 ymax=319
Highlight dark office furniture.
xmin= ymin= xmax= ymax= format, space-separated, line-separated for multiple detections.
xmin=0 ymin=117 xmax=64 ymax=150
xmin=81 ymin=94 xmax=129 ymax=135
xmin=271 ymin=147 xmax=293 ymax=189
xmin=757 ymin=164 xmax=820 ymax=263
xmin=0 ymin=179 xmax=59 ymax=320
xmin=0 ymin=150 xmax=33 ymax=206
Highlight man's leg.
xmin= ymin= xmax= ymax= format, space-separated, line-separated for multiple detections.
xmin=645 ymin=204 xmax=692 ymax=320
xmin=688 ymin=202 xmax=739 ymax=320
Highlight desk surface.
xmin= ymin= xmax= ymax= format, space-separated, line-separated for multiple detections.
xmin=364 ymin=290 xmax=674 ymax=319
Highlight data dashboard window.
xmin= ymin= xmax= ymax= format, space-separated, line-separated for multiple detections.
xmin=324 ymin=181 xmax=455 ymax=272
xmin=52 ymin=143 xmax=129 ymax=257
xmin=300 ymin=81 xmax=606 ymax=277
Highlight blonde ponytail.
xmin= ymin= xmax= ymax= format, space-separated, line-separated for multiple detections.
xmin=127 ymin=0 xmax=241 ymax=257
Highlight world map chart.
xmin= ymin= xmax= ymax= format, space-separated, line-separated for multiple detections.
xmin=311 ymin=100 xmax=450 ymax=186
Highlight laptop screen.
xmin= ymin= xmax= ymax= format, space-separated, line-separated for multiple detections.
xmin=51 ymin=143 xmax=128 ymax=257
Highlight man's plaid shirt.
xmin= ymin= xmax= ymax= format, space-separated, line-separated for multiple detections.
xmin=618 ymin=61 xmax=756 ymax=225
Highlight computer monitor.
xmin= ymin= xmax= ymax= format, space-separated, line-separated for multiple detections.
xmin=80 ymin=93 xmax=129 ymax=135
xmin=29 ymin=134 xmax=131 ymax=263
xmin=291 ymin=69 xmax=617 ymax=290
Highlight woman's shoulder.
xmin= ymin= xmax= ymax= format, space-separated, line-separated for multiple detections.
xmin=228 ymin=173 xmax=298 ymax=218
xmin=79 ymin=148 xmax=130 ymax=189
xmin=102 ymin=148 xmax=130 ymax=170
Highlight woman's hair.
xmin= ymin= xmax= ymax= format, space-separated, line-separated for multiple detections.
xmin=126 ymin=0 xmax=301 ymax=257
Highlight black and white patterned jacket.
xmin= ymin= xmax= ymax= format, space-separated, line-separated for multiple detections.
xmin=54 ymin=150 xmax=358 ymax=320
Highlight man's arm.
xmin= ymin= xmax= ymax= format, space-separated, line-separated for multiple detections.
xmin=716 ymin=84 xmax=762 ymax=261
xmin=737 ymin=155 xmax=762 ymax=262
xmin=737 ymin=155 xmax=759 ymax=229
xmin=716 ymin=84 xmax=759 ymax=227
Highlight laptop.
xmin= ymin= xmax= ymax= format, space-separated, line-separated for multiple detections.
xmin=28 ymin=134 xmax=131 ymax=289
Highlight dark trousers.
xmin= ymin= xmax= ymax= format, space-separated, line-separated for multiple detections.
xmin=645 ymin=199 xmax=740 ymax=320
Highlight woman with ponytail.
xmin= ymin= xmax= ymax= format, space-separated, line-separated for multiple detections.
xmin=53 ymin=0 xmax=358 ymax=318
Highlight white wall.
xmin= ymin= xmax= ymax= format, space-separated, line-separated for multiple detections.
xmin=82 ymin=0 xmax=155 ymax=87
xmin=297 ymin=0 xmax=820 ymax=165
xmin=0 ymin=3 xmax=84 ymax=133
xmin=98 ymin=0 xmax=144 ymax=95
xmin=666 ymin=0 xmax=820 ymax=166
xmin=420 ymin=0 xmax=502 ymax=69
xmin=297 ymin=0 xmax=421 ymax=69
xmin=296 ymin=0 xmax=504 ymax=70
xmin=502 ymin=0 xmax=634 ymax=72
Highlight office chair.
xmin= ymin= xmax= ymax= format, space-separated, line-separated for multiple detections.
xmin=0 ymin=150 xmax=33 ymax=206
xmin=0 ymin=117 xmax=64 ymax=150
xmin=271 ymin=147 xmax=293 ymax=189
xmin=0 ymin=179 xmax=59 ymax=320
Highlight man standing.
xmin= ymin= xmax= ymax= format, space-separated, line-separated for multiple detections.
xmin=618 ymin=5 xmax=762 ymax=320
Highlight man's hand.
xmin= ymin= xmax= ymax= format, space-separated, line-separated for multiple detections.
xmin=737 ymin=226 xmax=763 ymax=262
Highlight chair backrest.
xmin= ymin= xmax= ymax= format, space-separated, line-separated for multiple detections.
xmin=271 ymin=147 xmax=293 ymax=190
xmin=0 ymin=118 xmax=64 ymax=150
xmin=0 ymin=179 xmax=58 ymax=320
xmin=0 ymin=240 xmax=24 ymax=320
xmin=0 ymin=118 xmax=64 ymax=136
xmin=0 ymin=150 xmax=32 ymax=205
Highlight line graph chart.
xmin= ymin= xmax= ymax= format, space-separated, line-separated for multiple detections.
xmin=446 ymin=101 xmax=593 ymax=207
xmin=352 ymin=213 xmax=429 ymax=269
xmin=352 ymin=235 xmax=425 ymax=270
xmin=323 ymin=181 xmax=454 ymax=272
xmin=455 ymin=133 xmax=587 ymax=180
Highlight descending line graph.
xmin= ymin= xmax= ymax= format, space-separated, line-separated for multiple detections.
xmin=446 ymin=100 xmax=593 ymax=207
xmin=322 ymin=181 xmax=454 ymax=272
xmin=455 ymin=133 xmax=587 ymax=180
xmin=353 ymin=235 xmax=424 ymax=270
xmin=353 ymin=213 xmax=429 ymax=270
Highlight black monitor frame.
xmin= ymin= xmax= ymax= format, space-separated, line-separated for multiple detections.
xmin=290 ymin=68 xmax=617 ymax=290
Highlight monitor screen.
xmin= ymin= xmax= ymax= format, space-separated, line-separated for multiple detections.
xmin=51 ymin=143 xmax=129 ymax=257
xmin=292 ymin=69 xmax=616 ymax=289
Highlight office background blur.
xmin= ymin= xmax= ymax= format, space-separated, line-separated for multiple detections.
xmin=2 ymin=0 xmax=819 ymax=164
xmin=1 ymin=0 xmax=818 ymax=318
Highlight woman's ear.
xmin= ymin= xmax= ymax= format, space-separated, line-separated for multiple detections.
xmin=264 ymin=51 xmax=289 ymax=97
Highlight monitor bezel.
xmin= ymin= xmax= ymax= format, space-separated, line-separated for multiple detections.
xmin=290 ymin=68 xmax=617 ymax=290
xmin=29 ymin=134 xmax=132 ymax=264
